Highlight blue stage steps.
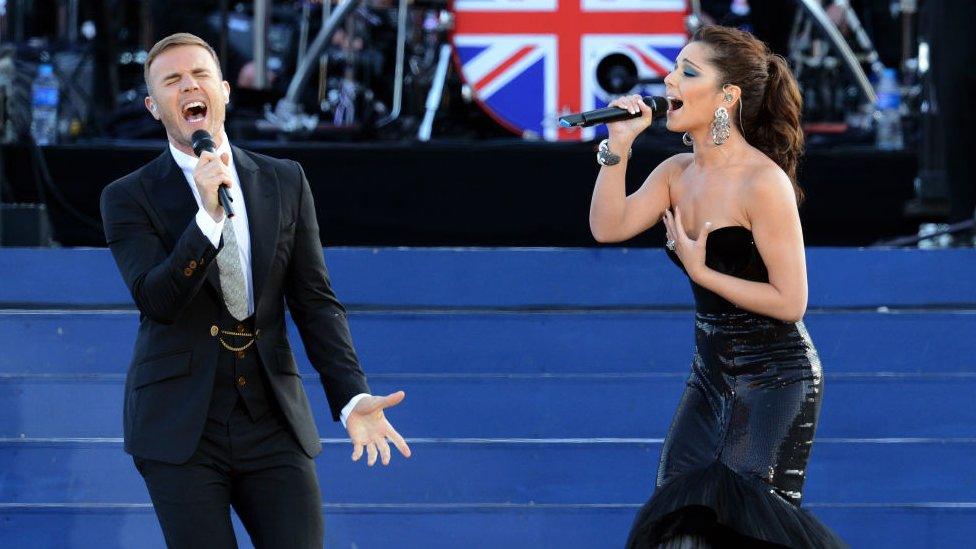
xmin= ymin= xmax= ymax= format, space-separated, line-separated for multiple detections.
xmin=1 ymin=247 xmax=974 ymax=548
xmin=2 ymin=369 xmax=974 ymax=439
xmin=2 ymin=439 xmax=974 ymax=504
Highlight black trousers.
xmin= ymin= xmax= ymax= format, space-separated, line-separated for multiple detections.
xmin=133 ymin=398 xmax=324 ymax=548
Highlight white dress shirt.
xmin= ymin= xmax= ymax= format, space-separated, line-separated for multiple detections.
xmin=169 ymin=140 xmax=367 ymax=427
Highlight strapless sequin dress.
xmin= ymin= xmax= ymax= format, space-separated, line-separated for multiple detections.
xmin=626 ymin=226 xmax=847 ymax=548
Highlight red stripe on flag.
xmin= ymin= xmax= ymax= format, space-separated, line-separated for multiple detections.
xmin=454 ymin=2 xmax=687 ymax=140
xmin=473 ymin=45 xmax=537 ymax=93
xmin=624 ymin=44 xmax=671 ymax=75
xmin=455 ymin=11 xmax=684 ymax=35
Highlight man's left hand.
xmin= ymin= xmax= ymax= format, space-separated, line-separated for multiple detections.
xmin=346 ymin=391 xmax=411 ymax=466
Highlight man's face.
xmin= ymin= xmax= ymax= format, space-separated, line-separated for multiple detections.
xmin=145 ymin=45 xmax=230 ymax=149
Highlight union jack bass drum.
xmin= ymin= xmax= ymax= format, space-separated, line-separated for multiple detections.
xmin=451 ymin=0 xmax=689 ymax=141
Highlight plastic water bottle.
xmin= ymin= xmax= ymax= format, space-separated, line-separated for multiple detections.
xmin=30 ymin=63 xmax=59 ymax=145
xmin=874 ymin=68 xmax=902 ymax=150
xmin=918 ymin=223 xmax=952 ymax=249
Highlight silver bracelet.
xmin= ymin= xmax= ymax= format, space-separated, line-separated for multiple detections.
xmin=596 ymin=138 xmax=632 ymax=166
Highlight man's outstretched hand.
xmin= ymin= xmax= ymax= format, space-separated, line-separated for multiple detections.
xmin=346 ymin=391 xmax=411 ymax=466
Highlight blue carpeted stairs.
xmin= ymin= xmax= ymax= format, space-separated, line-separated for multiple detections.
xmin=1 ymin=247 xmax=974 ymax=548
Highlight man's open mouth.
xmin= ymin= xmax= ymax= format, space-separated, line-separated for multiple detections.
xmin=182 ymin=101 xmax=208 ymax=123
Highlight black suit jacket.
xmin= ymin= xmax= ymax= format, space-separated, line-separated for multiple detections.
xmin=100 ymin=146 xmax=369 ymax=463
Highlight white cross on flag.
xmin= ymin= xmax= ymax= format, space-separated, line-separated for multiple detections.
xmin=453 ymin=0 xmax=688 ymax=141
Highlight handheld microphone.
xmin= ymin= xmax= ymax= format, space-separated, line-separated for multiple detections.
xmin=558 ymin=96 xmax=669 ymax=128
xmin=190 ymin=129 xmax=234 ymax=219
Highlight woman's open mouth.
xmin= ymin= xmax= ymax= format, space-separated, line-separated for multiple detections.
xmin=667 ymin=97 xmax=684 ymax=113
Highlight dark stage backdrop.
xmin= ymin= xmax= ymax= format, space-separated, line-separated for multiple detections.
xmin=2 ymin=139 xmax=917 ymax=248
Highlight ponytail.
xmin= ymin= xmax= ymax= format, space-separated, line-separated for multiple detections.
xmin=692 ymin=26 xmax=806 ymax=205
xmin=753 ymin=54 xmax=805 ymax=204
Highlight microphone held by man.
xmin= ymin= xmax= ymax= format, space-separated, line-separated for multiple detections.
xmin=191 ymin=129 xmax=235 ymax=219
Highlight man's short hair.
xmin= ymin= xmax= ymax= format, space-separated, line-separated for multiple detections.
xmin=144 ymin=33 xmax=222 ymax=93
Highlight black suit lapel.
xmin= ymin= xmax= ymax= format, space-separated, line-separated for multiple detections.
xmin=143 ymin=151 xmax=196 ymax=243
xmin=233 ymin=146 xmax=279 ymax=315
xmin=141 ymin=149 xmax=222 ymax=296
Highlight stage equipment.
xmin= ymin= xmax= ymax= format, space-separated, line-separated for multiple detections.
xmin=787 ymin=0 xmax=878 ymax=126
xmin=267 ymin=0 xmax=365 ymax=133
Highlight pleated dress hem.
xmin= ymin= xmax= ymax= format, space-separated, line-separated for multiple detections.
xmin=626 ymin=461 xmax=848 ymax=549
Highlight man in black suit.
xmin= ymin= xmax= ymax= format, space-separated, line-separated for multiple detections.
xmin=100 ymin=33 xmax=410 ymax=548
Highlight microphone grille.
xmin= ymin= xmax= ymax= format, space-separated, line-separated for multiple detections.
xmin=647 ymin=96 xmax=669 ymax=114
xmin=190 ymin=130 xmax=214 ymax=157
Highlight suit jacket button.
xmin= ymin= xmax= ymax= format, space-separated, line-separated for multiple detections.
xmin=237 ymin=376 xmax=247 ymax=387
xmin=189 ymin=260 xmax=198 ymax=269
xmin=183 ymin=267 xmax=193 ymax=277
xmin=210 ymin=325 xmax=219 ymax=337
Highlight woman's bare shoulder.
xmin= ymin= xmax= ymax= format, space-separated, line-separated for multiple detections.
xmin=741 ymin=158 xmax=791 ymax=194
xmin=657 ymin=152 xmax=694 ymax=182
xmin=664 ymin=152 xmax=695 ymax=170
xmin=739 ymin=161 xmax=797 ymax=223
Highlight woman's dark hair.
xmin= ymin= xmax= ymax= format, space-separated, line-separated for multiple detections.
xmin=692 ymin=25 xmax=805 ymax=204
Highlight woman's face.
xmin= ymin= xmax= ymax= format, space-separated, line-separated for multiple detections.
xmin=662 ymin=41 xmax=729 ymax=134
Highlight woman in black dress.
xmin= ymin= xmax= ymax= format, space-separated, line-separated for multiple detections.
xmin=589 ymin=26 xmax=846 ymax=548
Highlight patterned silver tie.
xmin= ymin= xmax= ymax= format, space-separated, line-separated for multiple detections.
xmin=216 ymin=221 xmax=249 ymax=320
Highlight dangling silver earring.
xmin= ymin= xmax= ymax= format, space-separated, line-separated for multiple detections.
xmin=682 ymin=132 xmax=693 ymax=146
xmin=711 ymin=106 xmax=730 ymax=145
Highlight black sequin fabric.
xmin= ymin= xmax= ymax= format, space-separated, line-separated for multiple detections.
xmin=664 ymin=225 xmax=768 ymax=314
xmin=660 ymin=310 xmax=823 ymax=507
xmin=627 ymin=226 xmax=846 ymax=548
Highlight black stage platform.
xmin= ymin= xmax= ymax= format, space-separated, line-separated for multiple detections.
xmin=2 ymin=139 xmax=918 ymax=247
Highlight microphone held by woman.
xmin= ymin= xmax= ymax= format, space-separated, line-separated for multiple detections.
xmin=559 ymin=96 xmax=669 ymax=128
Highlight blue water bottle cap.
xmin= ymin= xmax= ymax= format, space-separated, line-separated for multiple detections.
xmin=38 ymin=64 xmax=53 ymax=76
